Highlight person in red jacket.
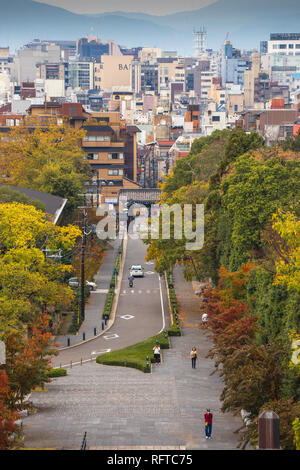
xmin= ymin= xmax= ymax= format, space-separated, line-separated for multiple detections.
xmin=204 ymin=409 xmax=213 ymax=439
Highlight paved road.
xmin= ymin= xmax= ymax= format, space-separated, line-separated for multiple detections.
xmin=53 ymin=237 xmax=169 ymax=367
xmin=23 ymin=327 xmax=241 ymax=450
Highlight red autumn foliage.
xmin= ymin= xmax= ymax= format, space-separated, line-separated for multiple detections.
xmin=5 ymin=313 xmax=58 ymax=410
xmin=0 ymin=369 xmax=19 ymax=449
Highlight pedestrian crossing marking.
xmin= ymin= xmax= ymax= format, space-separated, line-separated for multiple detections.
xmin=120 ymin=289 xmax=159 ymax=294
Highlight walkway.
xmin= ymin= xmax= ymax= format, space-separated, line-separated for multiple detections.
xmin=22 ymin=265 xmax=242 ymax=450
xmin=55 ymin=239 xmax=120 ymax=349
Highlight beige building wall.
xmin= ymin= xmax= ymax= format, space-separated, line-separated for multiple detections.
xmin=95 ymin=56 xmax=134 ymax=91
xmin=227 ymin=94 xmax=244 ymax=115
xmin=139 ymin=47 xmax=162 ymax=61
xmin=244 ymin=52 xmax=261 ymax=108
xmin=158 ymin=60 xmax=179 ymax=92
xmin=209 ymin=82 xmax=226 ymax=106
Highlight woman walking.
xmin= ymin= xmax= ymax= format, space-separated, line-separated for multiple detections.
xmin=153 ymin=344 xmax=161 ymax=365
xmin=190 ymin=347 xmax=197 ymax=369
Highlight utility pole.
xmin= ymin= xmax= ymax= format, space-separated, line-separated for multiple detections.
xmin=81 ymin=204 xmax=87 ymax=322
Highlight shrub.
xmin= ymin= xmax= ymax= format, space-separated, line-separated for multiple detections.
xmin=47 ymin=368 xmax=67 ymax=378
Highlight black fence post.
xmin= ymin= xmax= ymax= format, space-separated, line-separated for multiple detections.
xmin=80 ymin=432 xmax=87 ymax=450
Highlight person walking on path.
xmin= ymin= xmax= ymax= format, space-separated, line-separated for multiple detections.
xmin=201 ymin=313 xmax=208 ymax=327
xmin=153 ymin=344 xmax=161 ymax=365
xmin=204 ymin=409 xmax=213 ymax=439
xmin=190 ymin=347 xmax=197 ymax=369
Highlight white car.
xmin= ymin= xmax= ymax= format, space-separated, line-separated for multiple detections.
xmin=129 ymin=265 xmax=144 ymax=277
xmin=68 ymin=277 xmax=97 ymax=290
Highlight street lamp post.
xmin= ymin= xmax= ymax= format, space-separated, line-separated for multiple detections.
xmin=78 ymin=193 xmax=96 ymax=322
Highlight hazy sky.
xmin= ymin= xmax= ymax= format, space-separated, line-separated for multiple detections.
xmin=34 ymin=0 xmax=217 ymax=15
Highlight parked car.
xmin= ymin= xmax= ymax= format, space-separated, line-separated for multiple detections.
xmin=68 ymin=277 xmax=97 ymax=290
xmin=129 ymin=265 xmax=144 ymax=277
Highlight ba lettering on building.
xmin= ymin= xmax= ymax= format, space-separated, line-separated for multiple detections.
xmin=94 ymin=56 xmax=134 ymax=91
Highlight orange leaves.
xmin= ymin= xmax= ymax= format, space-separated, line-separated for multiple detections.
xmin=0 ymin=370 xmax=19 ymax=450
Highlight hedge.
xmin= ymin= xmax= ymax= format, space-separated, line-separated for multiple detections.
xmin=96 ymin=331 xmax=170 ymax=373
xmin=166 ymin=271 xmax=182 ymax=336
xmin=102 ymin=243 xmax=123 ymax=319
xmin=47 ymin=368 xmax=67 ymax=378
xmin=68 ymin=285 xmax=91 ymax=333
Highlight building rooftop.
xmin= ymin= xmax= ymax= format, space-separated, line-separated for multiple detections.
xmin=0 ymin=184 xmax=67 ymax=224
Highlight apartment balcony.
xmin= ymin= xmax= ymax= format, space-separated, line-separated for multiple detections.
xmin=82 ymin=140 xmax=125 ymax=148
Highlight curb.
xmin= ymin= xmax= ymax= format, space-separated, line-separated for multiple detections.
xmin=56 ymin=236 xmax=128 ymax=351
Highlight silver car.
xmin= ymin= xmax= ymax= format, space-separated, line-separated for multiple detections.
xmin=68 ymin=277 xmax=97 ymax=290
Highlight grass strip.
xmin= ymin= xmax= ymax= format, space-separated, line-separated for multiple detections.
xmin=96 ymin=331 xmax=169 ymax=373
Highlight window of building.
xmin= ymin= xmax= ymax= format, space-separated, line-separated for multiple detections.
xmin=83 ymin=135 xmax=110 ymax=142
xmin=289 ymin=44 xmax=294 ymax=49
xmin=108 ymin=153 xmax=124 ymax=159
xmin=108 ymin=169 xmax=123 ymax=176
xmin=296 ymin=44 xmax=300 ymax=49
xmin=279 ymin=44 xmax=287 ymax=49
xmin=212 ymin=115 xmax=220 ymax=122
xmin=85 ymin=153 xmax=98 ymax=160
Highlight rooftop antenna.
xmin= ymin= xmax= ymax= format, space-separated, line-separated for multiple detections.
xmin=193 ymin=26 xmax=207 ymax=58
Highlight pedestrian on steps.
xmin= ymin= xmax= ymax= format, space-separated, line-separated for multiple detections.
xmin=153 ymin=344 xmax=161 ymax=365
xmin=204 ymin=409 xmax=213 ymax=439
xmin=190 ymin=347 xmax=197 ymax=369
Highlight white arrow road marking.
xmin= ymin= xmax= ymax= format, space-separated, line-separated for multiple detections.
xmin=146 ymin=290 xmax=151 ymax=294
xmin=145 ymin=271 xmax=154 ymax=275
xmin=91 ymin=349 xmax=111 ymax=355
xmin=120 ymin=314 xmax=135 ymax=320
xmin=91 ymin=289 xmax=108 ymax=294
xmin=131 ymin=290 xmax=134 ymax=293
xmin=138 ymin=290 xmax=142 ymax=294
xmin=103 ymin=334 xmax=119 ymax=340
xmin=145 ymin=261 xmax=154 ymax=265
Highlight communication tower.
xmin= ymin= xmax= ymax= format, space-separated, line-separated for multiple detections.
xmin=193 ymin=26 xmax=207 ymax=57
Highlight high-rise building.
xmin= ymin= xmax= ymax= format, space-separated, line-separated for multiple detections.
xmin=76 ymin=37 xmax=109 ymax=60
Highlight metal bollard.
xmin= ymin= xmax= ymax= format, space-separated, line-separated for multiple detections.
xmin=67 ymin=338 xmax=70 ymax=347
xmin=102 ymin=321 xmax=104 ymax=330
xmin=146 ymin=355 xmax=150 ymax=372
xmin=70 ymin=360 xmax=72 ymax=369
xmin=83 ymin=332 xmax=85 ymax=341
xmin=94 ymin=327 xmax=97 ymax=336
xmin=80 ymin=358 xmax=82 ymax=366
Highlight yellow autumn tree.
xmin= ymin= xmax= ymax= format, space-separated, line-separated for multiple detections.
xmin=0 ymin=202 xmax=81 ymax=334
xmin=272 ymin=209 xmax=300 ymax=292
xmin=0 ymin=123 xmax=91 ymax=212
